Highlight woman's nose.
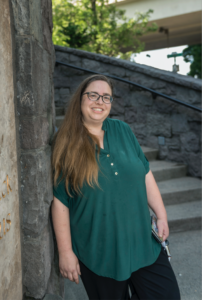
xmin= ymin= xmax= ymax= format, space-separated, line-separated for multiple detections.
xmin=96 ymin=96 xmax=104 ymax=104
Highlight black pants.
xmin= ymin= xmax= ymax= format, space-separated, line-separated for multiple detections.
xmin=79 ymin=246 xmax=181 ymax=300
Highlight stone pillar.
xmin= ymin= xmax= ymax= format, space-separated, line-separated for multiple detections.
xmin=0 ymin=1 xmax=22 ymax=300
xmin=7 ymin=0 xmax=64 ymax=299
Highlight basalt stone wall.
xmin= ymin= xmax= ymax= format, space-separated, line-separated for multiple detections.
xmin=54 ymin=45 xmax=202 ymax=178
xmin=9 ymin=1 xmax=64 ymax=299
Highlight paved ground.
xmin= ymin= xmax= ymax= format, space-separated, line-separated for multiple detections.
xmin=44 ymin=229 xmax=202 ymax=300
xmin=168 ymin=230 xmax=202 ymax=300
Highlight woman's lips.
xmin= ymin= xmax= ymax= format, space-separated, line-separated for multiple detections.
xmin=91 ymin=108 xmax=104 ymax=113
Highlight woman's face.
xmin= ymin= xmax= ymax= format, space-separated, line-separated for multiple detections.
xmin=81 ymin=80 xmax=112 ymax=126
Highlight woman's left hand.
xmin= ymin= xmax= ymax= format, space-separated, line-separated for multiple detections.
xmin=157 ymin=218 xmax=169 ymax=242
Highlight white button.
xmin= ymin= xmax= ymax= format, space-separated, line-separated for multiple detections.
xmin=111 ymin=163 xmax=114 ymax=166
xmin=115 ymin=172 xmax=118 ymax=175
xmin=107 ymin=154 xmax=110 ymax=157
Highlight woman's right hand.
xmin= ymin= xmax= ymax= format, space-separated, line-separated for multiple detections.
xmin=59 ymin=249 xmax=81 ymax=284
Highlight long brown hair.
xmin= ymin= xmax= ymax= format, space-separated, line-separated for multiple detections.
xmin=52 ymin=74 xmax=114 ymax=197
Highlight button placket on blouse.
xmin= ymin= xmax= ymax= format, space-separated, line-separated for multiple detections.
xmin=107 ymin=154 xmax=118 ymax=176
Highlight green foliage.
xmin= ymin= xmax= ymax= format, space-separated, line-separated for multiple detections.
xmin=183 ymin=44 xmax=201 ymax=78
xmin=52 ymin=0 xmax=157 ymax=59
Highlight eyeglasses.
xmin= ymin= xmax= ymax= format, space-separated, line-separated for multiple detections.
xmin=82 ymin=92 xmax=113 ymax=104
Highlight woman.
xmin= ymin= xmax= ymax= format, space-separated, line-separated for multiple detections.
xmin=51 ymin=74 xmax=181 ymax=300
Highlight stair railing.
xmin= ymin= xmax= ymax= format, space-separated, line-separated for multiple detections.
xmin=55 ymin=61 xmax=202 ymax=113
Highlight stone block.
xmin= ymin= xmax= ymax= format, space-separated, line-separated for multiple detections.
xmin=188 ymin=89 xmax=201 ymax=105
xmin=125 ymin=69 xmax=133 ymax=78
xmin=106 ymin=65 xmax=126 ymax=77
xmin=15 ymin=37 xmax=35 ymax=115
xmin=82 ymin=58 xmax=101 ymax=71
xmin=59 ymin=88 xmax=70 ymax=96
xmin=10 ymin=0 xmax=30 ymax=35
xmin=53 ymin=68 xmax=64 ymax=81
xmin=171 ymin=113 xmax=189 ymax=134
xmin=23 ymin=224 xmax=54 ymax=299
xmin=70 ymin=54 xmax=81 ymax=63
xmin=187 ymin=152 xmax=202 ymax=177
xmin=16 ymin=37 xmax=51 ymax=116
xmin=41 ymin=0 xmax=53 ymax=54
xmin=57 ymin=64 xmax=84 ymax=77
xmin=54 ymin=89 xmax=60 ymax=103
xmin=16 ymin=72 xmax=35 ymax=115
xmin=110 ymin=97 xmax=125 ymax=115
xmin=95 ymin=62 xmax=112 ymax=75
xmin=15 ymin=37 xmax=32 ymax=74
xmin=129 ymin=91 xmax=153 ymax=107
xmin=113 ymin=81 xmax=131 ymax=106
xmin=69 ymin=74 xmax=90 ymax=94
xmin=180 ymin=132 xmax=199 ymax=153
xmin=30 ymin=0 xmax=43 ymax=44
xmin=165 ymin=136 xmax=181 ymax=151
xmin=54 ymin=76 xmax=69 ymax=89
xmin=176 ymin=86 xmax=201 ymax=106
xmin=11 ymin=0 xmax=53 ymax=48
xmin=125 ymin=107 xmax=137 ymax=123
xmin=147 ymin=113 xmax=171 ymax=137
xmin=125 ymin=106 xmax=149 ymax=124
xmin=129 ymin=73 xmax=155 ymax=89
xmin=187 ymin=109 xmax=201 ymax=122
xmin=54 ymin=74 xmax=88 ymax=90
xmin=166 ymin=148 xmax=191 ymax=164
xmin=32 ymin=39 xmax=51 ymax=114
xmin=153 ymin=83 xmax=176 ymax=97
xmin=152 ymin=81 xmax=167 ymax=90
xmin=20 ymin=147 xmax=53 ymax=237
xmin=146 ymin=135 xmax=159 ymax=149
xmin=59 ymin=88 xmax=70 ymax=105
xmin=55 ymin=52 xmax=85 ymax=77
xmin=158 ymin=145 xmax=168 ymax=160
xmin=56 ymin=51 xmax=70 ymax=63
xmin=153 ymin=96 xmax=178 ymax=114
xmin=113 ymin=80 xmax=129 ymax=93
xmin=188 ymin=120 xmax=201 ymax=139
xmin=129 ymin=123 xmax=147 ymax=144
xmin=19 ymin=116 xmax=49 ymax=150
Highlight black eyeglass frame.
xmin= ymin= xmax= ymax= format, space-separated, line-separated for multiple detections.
xmin=82 ymin=92 xmax=113 ymax=104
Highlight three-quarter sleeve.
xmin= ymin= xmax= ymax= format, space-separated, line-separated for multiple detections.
xmin=125 ymin=123 xmax=150 ymax=174
xmin=53 ymin=172 xmax=70 ymax=208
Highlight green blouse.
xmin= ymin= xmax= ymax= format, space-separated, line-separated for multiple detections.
xmin=53 ymin=118 xmax=161 ymax=281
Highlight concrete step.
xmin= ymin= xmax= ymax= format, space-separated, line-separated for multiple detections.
xmin=56 ymin=115 xmax=65 ymax=128
xmin=165 ymin=200 xmax=201 ymax=233
xmin=142 ymin=146 xmax=159 ymax=161
xmin=56 ymin=107 xmax=65 ymax=116
xmin=157 ymin=176 xmax=202 ymax=205
xmin=149 ymin=160 xmax=187 ymax=182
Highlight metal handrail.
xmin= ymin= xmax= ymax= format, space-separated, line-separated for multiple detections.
xmin=55 ymin=61 xmax=202 ymax=113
